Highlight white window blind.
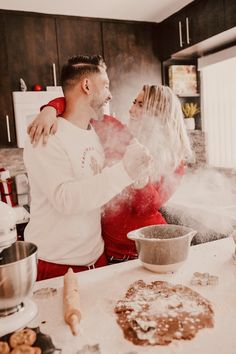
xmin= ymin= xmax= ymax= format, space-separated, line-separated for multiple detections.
xmin=198 ymin=47 xmax=236 ymax=168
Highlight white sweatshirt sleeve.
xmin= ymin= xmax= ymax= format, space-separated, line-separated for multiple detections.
xmin=24 ymin=137 xmax=133 ymax=215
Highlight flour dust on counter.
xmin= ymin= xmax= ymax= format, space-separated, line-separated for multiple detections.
xmin=115 ymin=280 xmax=214 ymax=346
xmin=33 ymin=287 xmax=58 ymax=299
xmin=77 ymin=344 xmax=101 ymax=354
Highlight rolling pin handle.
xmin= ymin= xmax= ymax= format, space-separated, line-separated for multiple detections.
xmin=69 ymin=314 xmax=79 ymax=336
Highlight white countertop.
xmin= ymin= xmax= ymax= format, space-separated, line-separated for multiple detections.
xmin=30 ymin=237 xmax=236 ymax=354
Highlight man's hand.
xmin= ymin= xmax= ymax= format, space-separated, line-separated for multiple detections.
xmin=27 ymin=106 xmax=58 ymax=146
xmin=122 ymin=139 xmax=153 ymax=181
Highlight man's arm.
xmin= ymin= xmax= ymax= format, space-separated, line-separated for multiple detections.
xmin=24 ymin=137 xmax=152 ymax=215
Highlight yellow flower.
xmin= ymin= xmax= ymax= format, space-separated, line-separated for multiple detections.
xmin=182 ymin=102 xmax=200 ymax=118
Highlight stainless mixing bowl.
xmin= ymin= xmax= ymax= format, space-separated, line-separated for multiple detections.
xmin=128 ymin=224 xmax=197 ymax=273
xmin=0 ymin=241 xmax=37 ymax=311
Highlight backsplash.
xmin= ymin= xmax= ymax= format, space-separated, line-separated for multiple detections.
xmin=0 ymin=148 xmax=25 ymax=176
xmin=188 ymin=130 xmax=207 ymax=169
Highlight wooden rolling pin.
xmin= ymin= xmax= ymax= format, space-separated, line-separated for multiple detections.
xmin=63 ymin=268 xmax=81 ymax=335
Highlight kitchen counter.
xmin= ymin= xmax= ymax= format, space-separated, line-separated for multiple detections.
xmin=28 ymin=237 xmax=236 ymax=354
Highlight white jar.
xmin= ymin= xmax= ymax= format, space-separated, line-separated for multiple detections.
xmin=184 ymin=117 xmax=195 ymax=130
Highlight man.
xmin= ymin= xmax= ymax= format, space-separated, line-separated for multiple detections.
xmin=24 ymin=55 xmax=152 ymax=280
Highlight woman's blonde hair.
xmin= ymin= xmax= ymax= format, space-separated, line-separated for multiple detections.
xmin=136 ymin=85 xmax=193 ymax=178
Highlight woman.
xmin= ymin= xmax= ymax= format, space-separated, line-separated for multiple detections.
xmin=99 ymin=85 xmax=192 ymax=262
xmin=28 ymin=85 xmax=192 ymax=263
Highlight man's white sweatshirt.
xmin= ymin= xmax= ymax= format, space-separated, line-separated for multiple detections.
xmin=24 ymin=118 xmax=133 ymax=265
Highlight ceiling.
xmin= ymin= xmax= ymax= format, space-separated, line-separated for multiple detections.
xmin=0 ymin=0 xmax=194 ymax=22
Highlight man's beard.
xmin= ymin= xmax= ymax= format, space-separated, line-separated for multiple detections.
xmin=90 ymin=97 xmax=106 ymax=120
xmin=90 ymin=105 xmax=104 ymax=121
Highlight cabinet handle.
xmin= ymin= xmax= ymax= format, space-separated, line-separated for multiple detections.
xmin=52 ymin=63 xmax=57 ymax=86
xmin=186 ymin=17 xmax=190 ymax=44
xmin=178 ymin=21 xmax=183 ymax=47
xmin=6 ymin=115 xmax=11 ymax=143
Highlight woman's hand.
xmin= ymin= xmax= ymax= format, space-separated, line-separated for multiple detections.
xmin=27 ymin=106 xmax=58 ymax=146
xmin=122 ymin=139 xmax=153 ymax=181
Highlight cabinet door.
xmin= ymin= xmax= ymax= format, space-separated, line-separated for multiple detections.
xmin=56 ymin=18 xmax=103 ymax=75
xmin=185 ymin=0 xmax=225 ymax=46
xmin=0 ymin=14 xmax=16 ymax=147
xmin=4 ymin=13 xmax=58 ymax=91
xmin=224 ymin=0 xmax=236 ymax=29
xmin=158 ymin=12 xmax=187 ymax=60
xmin=102 ymin=22 xmax=160 ymax=118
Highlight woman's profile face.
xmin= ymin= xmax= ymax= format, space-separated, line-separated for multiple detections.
xmin=128 ymin=90 xmax=144 ymax=135
xmin=129 ymin=90 xmax=144 ymax=120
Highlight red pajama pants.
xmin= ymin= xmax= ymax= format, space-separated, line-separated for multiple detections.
xmin=37 ymin=252 xmax=107 ymax=281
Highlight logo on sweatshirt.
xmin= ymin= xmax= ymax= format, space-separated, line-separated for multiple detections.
xmin=81 ymin=146 xmax=102 ymax=175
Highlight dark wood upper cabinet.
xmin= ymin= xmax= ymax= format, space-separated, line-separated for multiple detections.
xmin=158 ymin=12 xmax=186 ymax=60
xmin=224 ymin=0 xmax=236 ymax=29
xmin=158 ymin=0 xmax=228 ymax=60
xmin=0 ymin=12 xmax=59 ymax=147
xmin=102 ymin=21 xmax=160 ymax=118
xmin=4 ymin=13 xmax=58 ymax=91
xmin=0 ymin=14 xmax=16 ymax=147
xmin=56 ymin=18 xmax=103 ymax=76
xmin=185 ymin=0 xmax=225 ymax=46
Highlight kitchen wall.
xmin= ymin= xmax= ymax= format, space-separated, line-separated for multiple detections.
xmin=188 ymin=131 xmax=207 ymax=169
xmin=0 ymin=148 xmax=25 ymax=176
